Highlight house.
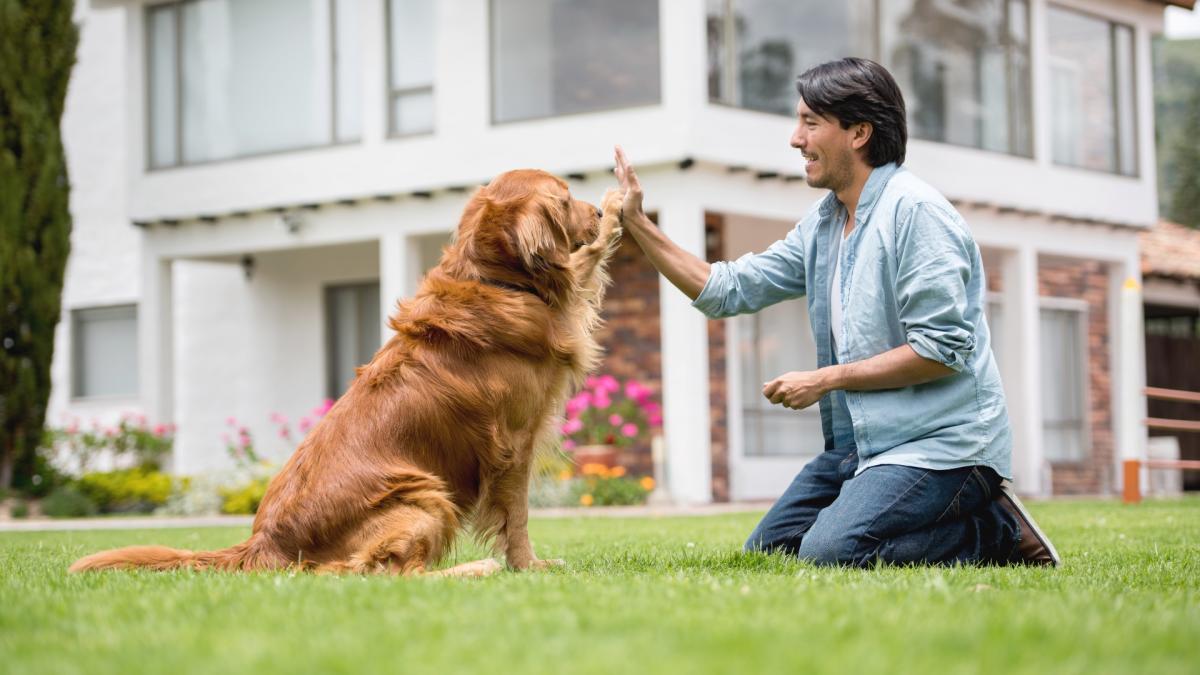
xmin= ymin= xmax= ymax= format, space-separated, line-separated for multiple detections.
xmin=1140 ymin=219 xmax=1200 ymax=489
xmin=51 ymin=0 xmax=1194 ymax=503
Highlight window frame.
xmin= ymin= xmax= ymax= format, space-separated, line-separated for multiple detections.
xmin=487 ymin=0 xmax=664 ymax=126
xmin=706 ymin=0 xmax=1039 ymax=160
xmin=1044 ymin=3 xmax=1140 ymax=177
xmin=71 ymin=304 xmax=140 ymax=402
xmin=323 ymin=280 xmax=382 ymax=399
xmin=384 ymin=0 xmax=436 ymax=138
xmin=144 ymin=0 xmax=359 ymax=171
xmin=1038 ymin=296 xmax=1092 ymax=465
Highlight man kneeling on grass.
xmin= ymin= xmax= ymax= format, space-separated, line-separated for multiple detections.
xmin=613 ymin=57 xmax=1059 ymax=568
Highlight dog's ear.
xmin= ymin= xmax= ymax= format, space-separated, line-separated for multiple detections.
xmin=508 ymin=195 xmax=570 ymax=274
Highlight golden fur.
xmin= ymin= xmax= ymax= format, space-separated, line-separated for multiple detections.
xmin=70 ymin=169 xmax=623 ymax=576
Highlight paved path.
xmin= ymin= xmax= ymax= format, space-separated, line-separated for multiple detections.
xmin=0 ymin=502 xmax=770 ymax=532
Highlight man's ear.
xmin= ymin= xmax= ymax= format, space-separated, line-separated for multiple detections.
xmin=851 ymin=121 xmax=873 ymax=151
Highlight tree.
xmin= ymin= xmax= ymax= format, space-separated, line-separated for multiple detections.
xmin=1169 ymin=86 xmax=1200 ymax=229
xmin=0 ymin=0 xmax=78 ymax=489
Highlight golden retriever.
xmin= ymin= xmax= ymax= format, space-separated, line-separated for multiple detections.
xmin=70 ymin=169 xmax=623 ymax=576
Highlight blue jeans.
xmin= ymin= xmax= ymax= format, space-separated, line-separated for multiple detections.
xmin=744 ymin=448 xmax=1021 ymax=567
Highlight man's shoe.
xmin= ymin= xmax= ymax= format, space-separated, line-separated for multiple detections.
xmin=996 ymin=481 xmax=1061 ymax=567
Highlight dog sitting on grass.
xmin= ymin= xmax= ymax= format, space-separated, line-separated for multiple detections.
xmin=71 ymin=170 xmax=623 ymax=577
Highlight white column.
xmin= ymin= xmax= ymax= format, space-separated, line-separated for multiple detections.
xmin=360 ymin=0 xmax=387 ymax=145
xmin=1110 ymin=258 xmax=1147 ymax=491
xmin=378 ymin=232 xmax=409 ymax=345
xmin=139 ymin=252 xmax=175 ymax=431
xmin=1028 ymin=0 xmax=1052 ymax=170
xmin=1000 ymin=246 xmax=1044 ymax=495
xmin=656 ymin=197 xmax=712 ymax=504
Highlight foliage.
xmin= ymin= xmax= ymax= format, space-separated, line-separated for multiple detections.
xmin=569 ymin=463 xmax=654 ymax=507
xmin=75 ymin=468 xmax=173 ymax=514
xmin=8 ymin=499 xmax=28 ymax=518
xmin=560 ymin=375 xmax=661 ymax=449
xmin=1154 ymin=37 xmax=1200 ymax=223
xmin=0 ymin=0 xmax=80 ymax=489
xmin=218 ymin=476 xmax=270 ymax=515
xmin=44 ymin=414 xmax=175 ymax=474
xmin=39 ymin=484 xmax=96 ymax=518
xmin=1168 ymin=86 xmax=1200 ymax=228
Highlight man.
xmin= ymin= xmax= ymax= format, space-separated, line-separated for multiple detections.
xmin=613 ymin=58 xmax=1059 ymax=567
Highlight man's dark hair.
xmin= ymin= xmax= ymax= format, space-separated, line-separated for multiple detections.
xmin=795 ymin=57 xmax=907 ymax=167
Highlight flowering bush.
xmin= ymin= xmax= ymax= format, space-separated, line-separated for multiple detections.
xmin=570 ymin=463 xmax=655 ymax=507
xmin=76 ymin=467 xmax=176 ymax=514
xmin=222 ymin=398 xmax=333 ymax=468
xmin=560 ymin=375 xmax=661 ymax=449
xmin=43 ymin=414 xmax=175 ymax=475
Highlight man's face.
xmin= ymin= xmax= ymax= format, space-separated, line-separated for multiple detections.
xmin=790 ymin=98 xmax=858 ymax=192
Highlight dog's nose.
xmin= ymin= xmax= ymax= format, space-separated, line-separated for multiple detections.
xmin=595 ymin=206 xmax=603 ymax=218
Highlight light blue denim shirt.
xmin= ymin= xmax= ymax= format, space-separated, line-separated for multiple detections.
xmin=693 ymin=163 xmax=1012 ymax=479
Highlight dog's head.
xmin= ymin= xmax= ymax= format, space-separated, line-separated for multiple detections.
xmin=444 ymin=169 xmax=602 ymax=305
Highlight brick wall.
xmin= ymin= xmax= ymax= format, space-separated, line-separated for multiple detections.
xmin=706 ymin=213 xmax=730 ymax=502
xmin=984 ymin=255 xmax=1113 ymax=495
xmin=594 ymin=234 xmax=663 ymax=477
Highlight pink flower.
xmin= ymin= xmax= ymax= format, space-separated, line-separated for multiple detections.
xmin=648 ymin=412 xmax=663 ymax=426
xmin=226 ymin=416 xmax=237 ymax=427
xmin=167 ymin=424 xmax=177 ymax=434
xmin=317 ymin=398 xmax=334 ymax=416
xmin=565 ymin=392 xmax=591 ymax=417
xmin=621 ymin=423 xmax=639 ymax=438
xmin=585 ymin=376 xmax=601 ymax=389
xmin=562 ymin=439 xmax=576 ymax=450
xmin=561 ymin=418 xmax=584 ymax=435
xmin=608 ymin=414 xmax=623 ymax=426
xmin=298 ymin=416 xmax=313 ymax=433
xmin=153 ymin=424 xmax=167 ymax=436
xmin=269 ymin=412 xmax=285 ymax=424
xmin=593 ymin=392 xmax=612 ymax=409
xmin=221 ymin=433 xmax=231 ymax=445
xmin=599 ymin=375 xmax=619 ymax=393
xmin=278 ymin=427 xmax=291 ymax=439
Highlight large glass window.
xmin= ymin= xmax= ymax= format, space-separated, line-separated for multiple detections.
xmin=737 ymin=301 xmax=823 ymax=457
xmin=147 ymin=0 xmax=361 ymax=168
xmin=491 ymin=0 xmax=661 ymax=123
xmin=387 ymin=0 xmax=435 ymax=136
xmin=879 ymin=0 xmax=1032 ymax=156
xmin=707 ymin=0 xmax=1033 ymax=157
xmin=72 ymin=306 xmax=139 ymax=399
xmin=707 ymin=0 xmax=874 ymax=116
xmin=1047 ymin=6 xmax=1138 ymax=175
xmin=325 ymin=283 xmax=380 ymax=398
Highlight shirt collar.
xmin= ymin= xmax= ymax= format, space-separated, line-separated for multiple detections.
xmin=816 ymin=162 xmax=901 ymax=224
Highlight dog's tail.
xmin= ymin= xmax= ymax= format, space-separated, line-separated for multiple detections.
xmin=68 ymin=532 xmax=284 ymax=574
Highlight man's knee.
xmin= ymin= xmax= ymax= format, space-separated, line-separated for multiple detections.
xmin=796 ymin=525 xmax=867 ymax=567
xmin=743 ymin=527 xmax=801 ymax=556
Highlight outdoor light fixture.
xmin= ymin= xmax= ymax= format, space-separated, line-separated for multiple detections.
xmin=279 ymin=210 xmax=303 ymax=234
xmin=240 ymin=254 xmax=256 ymax=281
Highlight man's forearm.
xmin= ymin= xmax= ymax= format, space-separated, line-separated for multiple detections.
xmin=622 ymin=212 xmax=711 ymax=300
xmin=821 ymin=344 xmax=955 ymax=392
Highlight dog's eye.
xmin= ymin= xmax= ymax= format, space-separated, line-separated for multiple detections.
xmin=572 ymin=240 xmax=585 ymax=251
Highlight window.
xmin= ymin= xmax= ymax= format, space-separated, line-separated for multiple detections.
xmin=491 ymin=0 xmax=661 ymax=123
xmin=707 ymin=0 xmax=1033 ymax=157
xmin=325 ymin=282 xmax=380 ymax=398
xmin=72 ymin=306 xmax=138 ymax=399
xmin=386 ymin=0 xmax=435 ymax=136
xmin=147 ymin=0 xmax=362 ymax=168
xmin=737 ymin=300 xmax=823 ymax=457
xmin=879 ymin=0 xmax=1032 ymax=156
xmin=1047 ymin=6 xmax=1138 ymax=175
xmin=707 ymin=0 xmax=874 ymax=116
xmin=1039 ymin=305 xmax=1088 ymax=463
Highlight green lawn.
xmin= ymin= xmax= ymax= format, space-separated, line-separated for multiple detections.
xmin=1 ymin=499 xmax=1198 ymax=675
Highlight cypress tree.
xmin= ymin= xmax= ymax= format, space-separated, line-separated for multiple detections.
xmin=1169 ymin=87 xmax=1200 ymax=229
xmin=0 ymin=0 xmax=78 ymax=489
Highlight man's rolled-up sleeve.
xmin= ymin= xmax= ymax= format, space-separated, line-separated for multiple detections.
xmin=895 ymin=203 xmax=977 ymax=372
xmin=691 ymin=224 xmax=808 ymax=318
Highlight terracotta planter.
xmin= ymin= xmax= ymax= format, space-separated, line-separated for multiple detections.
xmin=571 ymin=444 xmax=619 ymax=469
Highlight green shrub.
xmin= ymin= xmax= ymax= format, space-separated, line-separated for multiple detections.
xmin=10 ymin=499 xmax=30 ymax=519
xmin=569 ymin=465 xmax=653 ymax=507
xmin=41 ymin=486 xmax=97 ymax=519
xmin=76 ymin=468 xmax=173 ymax=514
xmin=219 ymin=477 xmax=271 ymax=515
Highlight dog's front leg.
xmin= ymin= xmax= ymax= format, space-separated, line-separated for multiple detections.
xmin=492 ymin=459 xmax=562 ymax=571
xmin=569 ymin=188 xmax=623 ymax=290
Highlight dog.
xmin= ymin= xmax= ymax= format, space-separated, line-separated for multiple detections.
xmin=70 ymin=169 xmax=624 ymax=577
